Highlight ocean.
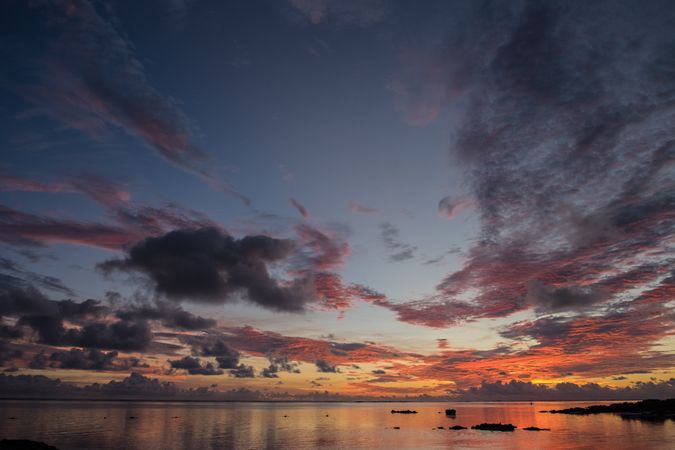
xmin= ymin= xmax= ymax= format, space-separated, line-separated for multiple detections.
xmin=1 ymin=400 xmax=673 ymax=449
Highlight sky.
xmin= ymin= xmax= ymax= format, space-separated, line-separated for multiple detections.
xmin=0 ymin=0 xmax=673 ymax=401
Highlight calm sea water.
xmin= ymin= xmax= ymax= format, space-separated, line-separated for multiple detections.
xmin=0 ymin=400 xmax=673 ymax=449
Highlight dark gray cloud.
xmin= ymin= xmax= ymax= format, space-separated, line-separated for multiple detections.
xmin=525 ymin=281 xmax=611 ymax=312
xmin=262 ymin=354 xmax=300 ymax=378
xmin=116 ymin=303 xmax=216 ymax=331
xmin=19 ymin=316 xmax=153 ymax=351
xmin=99 ymin=227 xmax=316 ymax=312
xmin=378 ymin=222 xmax=417 ymax=262
xmin=230 ymin=364 xmax=255 ymax=378
xmin=190 ymin=336 xmax=241 ymax=369
xmin=0 ymin=275 xmax=149 ymax=351
xmin=169 ymin=356 xmax=224 ymax=376
xmin=46 ymin=348 xmax=146 ymax=371
xmin=0 ymin=341 xmax=22 ymax=366
xmin=315 ymin=359 xmax=338 ymax=373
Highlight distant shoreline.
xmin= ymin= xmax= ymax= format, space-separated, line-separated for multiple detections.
xmin=0 ymin=397 xmax=647 ymax=404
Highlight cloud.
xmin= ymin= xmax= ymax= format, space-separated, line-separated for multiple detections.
xmin=379 ymin=222 xmax=416 ymax=262
xmin=293 ymin=224 xmax=350 ymax=271
xmin=287 ymin=0 xmax=390 ymax=26
xmin=315 ymin=359 xmax=338 ymax=373
xmin=0 ymin=169 xmax=218 ymax=251
xmin=99 ymin=227 xmax=317 ymax=312
xmin=384 ymin=0 xmax=675 ymax=325
xmin=0 ymin=204 xmax=143 ymax=250
xmin=349 ymin=201 xmax=379 ymax=215
xmin=525 ymin=280 xmax=611 ymax=313
xmin=437 ymin=196 xmax=471 ymax=220
xmin=8 ymin=0 xmax=248 ymax=203
xmin=452 ymin=379 xmax=675 ymax=401
xmin=187 ymin=335 xmax=240 ymax=369
xmin=289 ymin=198 xmax=310 ymax=219
xmin=230 ymin=364 xmax=255 ymax=378
xmin=47 ymin=348 xmax=145 ymax=371
xmin=169 ymin=356 xmax=224 ymax=376
xmin=116 ymin=303 xmax=216 ymax=331
xmin=0 ymin=257 xmax=74 ymax=296
xmin=20 ymin=316 xmax=153 ymax=351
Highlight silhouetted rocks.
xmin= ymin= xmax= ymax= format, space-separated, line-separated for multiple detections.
xmin=0 ymin=439 xmax=60 ymax=450
xmin=471 ymin=423 xmax=517 ymax=432
xmin=523 ymin=426 xmax=550 ymax=431
xmin=437 ymin=426 xmax=445 ymax=429
xmin=390 ymin=409 xmax=417 ymax=414
xmin=393 ymin=426 xmax=400 ymax=429
xmin=445 ymin=408 xmax=456 ymax=416
xmin=545 ymin=399 xmax=675 ymax=421
xmin=449 ymin=425 xmax=467 ymax=430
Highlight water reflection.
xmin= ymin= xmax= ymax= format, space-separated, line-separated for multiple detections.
xmin=1 ymin=401 xmax=673 ymax=449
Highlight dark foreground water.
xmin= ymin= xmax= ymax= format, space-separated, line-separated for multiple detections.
xmin=1 ymin=400 xmax=673 ymax=449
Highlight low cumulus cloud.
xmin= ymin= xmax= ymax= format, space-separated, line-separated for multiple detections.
xmin=452 ymin=379 xmax=675 ymax=401
xmin=315 ymin=359 xmax=339 ymax=373
xmin=169 ymin=356 xmax=224 ymax=376
xmin=99 ymin=227 xmax=317 ymax=312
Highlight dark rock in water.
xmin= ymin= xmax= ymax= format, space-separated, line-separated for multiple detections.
xmin=391 ymin=409 xmax=417 ymax=414
xmin=393 ymin=426 xmax=400 ymax=429
xmin=449 ymin=425 xmax=467 ymax=430
xmin=128 ymin=416 xmax=137 ymax=419
xmin=539 ymin=410 xmax=548 ymax=413
xmin=546 ymin=399 xmax=675 ymax=422
xmin=471 ymin=423 xmax=517 ymax=432
xmin=445 ymin=409 xmax=456 ymax=416
xmin=0 ymin=439 xmax=60 ymax=450
xmin=7 ymin=417 xmax=17 ymax=420
xmin=437 ymin=426 xmax=445 ymax=429
xmin=523 ymin=426 xmax=550 ymax=431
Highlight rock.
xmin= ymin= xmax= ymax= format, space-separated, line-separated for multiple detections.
xmin=0 ymin=439 xmax=60 ymax=450
xmin=471 ymin=423 xmax=517 ymax=432
xmin=445 ymin=409 xmax=456 ymax=416
xmin=523 ymin=426 xmax=550 ymax=431
xmin=128 ymin=416 xmax=137 ymax=419
xmin=546 ymin=399 xmax=675 ymax=422
xmin=393 ymin=426 xmax=400 ymax=429
xmin=449 ymin=425 xmax=467 ymax=430
xmin=437 ymin=426 xmax=445 ymax=429
xmin=390 ymin=409 xmax=417 ymax=414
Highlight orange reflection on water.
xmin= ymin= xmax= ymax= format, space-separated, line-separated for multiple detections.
xmin=1 ymin=400 xmax=674 ymax=449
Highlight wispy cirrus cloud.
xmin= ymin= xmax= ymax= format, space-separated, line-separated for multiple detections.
xmin=379 ymin=222 xmax=416 ymax=263
xmin=8 ymin=0 xmax=248 ymax=204
xmin=349 ymin=201 xmax=379 ymax=215
xmin=289 ymin=197 xmax=310 ymax=219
